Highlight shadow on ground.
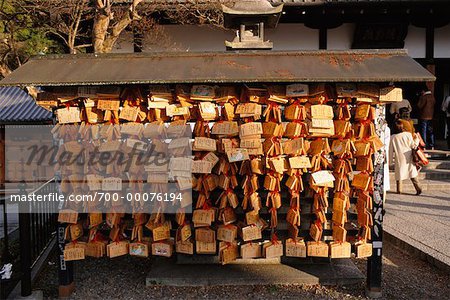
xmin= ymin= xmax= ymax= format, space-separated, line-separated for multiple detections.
xmin=33 ymin=240 xmax=450 ymax=300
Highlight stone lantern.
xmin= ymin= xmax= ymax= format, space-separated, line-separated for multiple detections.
xmin=222 ymin=0 xmax=284 ymax=50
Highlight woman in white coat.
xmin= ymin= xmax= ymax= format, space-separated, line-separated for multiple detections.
xmin=389 ymin=121 xmax=422 ymax=195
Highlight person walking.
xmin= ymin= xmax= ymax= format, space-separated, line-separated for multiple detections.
xmin=417 ymin=87 xmax=436 ymax=149
xmin=397 ymin=107 xmax=415 ymax=134
xmin=442 ymin=95 xmax=450 ymax=149
xmin=388 ymin=98 xmax=412 ymax=130
xmin=389 ymin=121 xmax=422 ymax=195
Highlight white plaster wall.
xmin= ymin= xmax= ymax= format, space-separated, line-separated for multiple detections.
xmin=139 ymin=24 xmax=319 ymax=52
xmin=404 ymin=25 xmax=426 ymax=58
xmin=113 ymin=23 xmax=435 ymax=58
xmin=327 ymin=24 xmax=355 ymax=50
xmin=266 ymin=24 xmax=319 ymax=50
xmin=435 ymin=24 xmax=450 ymax=58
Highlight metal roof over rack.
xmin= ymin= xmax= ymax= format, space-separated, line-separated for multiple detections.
xmin=0 ymin=50 xmax=435 ymax=87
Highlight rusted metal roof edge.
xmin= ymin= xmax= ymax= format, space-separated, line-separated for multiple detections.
xmin=26 ymin=49 xmax=411 ymax=61
xmin=0 ymin=77 xmax=435 ymax=88
xmin=0 ymin=49 xmax=435 ymax=87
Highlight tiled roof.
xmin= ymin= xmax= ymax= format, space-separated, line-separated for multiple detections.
xmin=0 ymin=87 xmax=53 ymax=124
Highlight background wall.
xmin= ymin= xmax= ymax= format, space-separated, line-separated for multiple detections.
xmin=265 ymin=24 xmax=318 ymax=50
xmin=327 ymin=24 xmax=355 ymax=50
xmin=111 ymin=23 xmax=448 ymax=60
xmin=404 ymin=25 xmax=426 ymax=58
xmin=139 ymin=24 xmax=319 ymax=52
xmin=435 ymin=24 xmax=450 ymax=58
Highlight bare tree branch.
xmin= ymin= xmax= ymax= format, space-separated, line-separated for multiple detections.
xmin=74 ymin=43 xmax=92 ymax=49
xmin=161 ymin=0 xmax=225 ymax=28
xmin=93 ymin=0 xmax=144 ymax=53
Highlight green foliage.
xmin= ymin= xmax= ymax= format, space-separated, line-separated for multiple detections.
xmin=0 ymin=0 xmax=65 ymax=73
xmin=19 ymin=29 xmax=62 ymax=56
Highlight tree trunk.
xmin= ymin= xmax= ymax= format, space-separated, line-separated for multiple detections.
xmin=93 ymin=0 xmax=111 ymax=53
xmin=68 ymin=38 xmax=76 ymax=54
xmin=101 ymin=14 xmax=133 ymax=53
xmin=93 ymin=13 xmax=111 ymax=53
xmin=0 ymin=63 xmax=12 ymax=79
xmin=92 ymin=0 xmax=143 ymax=53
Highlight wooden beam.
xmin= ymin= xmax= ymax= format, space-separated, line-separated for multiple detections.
xmin=425 ymin=25 xmax=434 ymax=61
xmin=0 ymin=126 xmax=4 ymax=189
xmin=366 ymin=104 xmax=386 ymax=298
xmin=133 ymin=26 xmax=143 ymax=53
xmin=319 ymin=27 xmax=327 ymax=50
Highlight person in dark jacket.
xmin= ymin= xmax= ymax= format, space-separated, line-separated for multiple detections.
xmin=417 ymin=87 xmax=436 ymax=149
xmin=442 ymin=95 xmax=450 ymax=149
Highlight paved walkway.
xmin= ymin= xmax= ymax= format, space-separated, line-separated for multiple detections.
xmin=384 ymin=190 xmax=450 ymax=271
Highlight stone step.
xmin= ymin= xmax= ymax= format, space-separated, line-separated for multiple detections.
xmin=387 ymin=179 xmax=450 ymax=192
xmin=424 ymin=149 xmax=450 ymax=160
xmin=389 ymin=169 xmax=450 ymax=181
xmin=147 ymin=258 xmax=364 ymax=286
xmin=415 ymin=169 xmax=450 ymax=180
xmin=176 ymin=254 xmax=334 ymax=265
xmin=422 ymin=159 xmax=450 ymax=170
xmin=177 ymin=254 xmax=282 ymax=265
xmin=421 ymin=169 xmax=450 ymax=180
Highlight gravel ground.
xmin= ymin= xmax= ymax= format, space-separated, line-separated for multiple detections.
xmin=33 ymin=241 xmax=450 ymax=300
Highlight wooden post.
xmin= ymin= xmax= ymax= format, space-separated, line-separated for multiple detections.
xmin=58 ymin=222 xmax=75 ymax=298
xmin=425 ymin=25 xmax=434 ymax=62
xmin=425 ymin=64 xmax=436 ymax=95
xmin=133 ymin=25 xmax=143 ymax=53
xmin=18 ymin=182 xmax=32 ymax=297
xmin=239 ymin=24 xmax=245 ymax=42
xmin=0 ymin=125 xmax=5 ymax=189
xmin=0 ymin=126 xmax=9 ymax=264
xmin=259 ymin=22 xmax=264 ymax=41
xmin=1 ymin=200 xmax=11 ymax=264
xmin=319 ymin=27 xmax=327 ymax=50
xmin=366 ymin=104 xmax=386 ymax=298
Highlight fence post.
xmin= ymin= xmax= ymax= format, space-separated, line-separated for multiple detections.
xmin=1 ymin=199 xmax=11 ymax=300
xmin=57 ymin=222 xmax=74 ymax=297
xmin=18 ymin=181 xmax=32 ymax=297
xmin=1 ymin=199 xmax=11 ymax=264
xmin=0 ymin=125 xmax=11 ymax=269
xmin=366 ymin=104 xmax=385 ymax=298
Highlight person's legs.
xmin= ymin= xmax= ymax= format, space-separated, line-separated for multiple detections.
xmin=419 ymin=119 xmax=427 ymax=148
xmin=447 ymin=117 xmax=450 ymax=149
xmin=411 ymin=177 xmax=422 ymax=195
xmin=396 ymin=180 xmax=402 ymax=194
xmin=427 ymin=120 xmax=435 ymax=149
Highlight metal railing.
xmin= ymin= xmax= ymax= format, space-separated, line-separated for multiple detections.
xmin=0 ymin=193 xmax=18 ymax=300
xmin=27 ymin=179 xmax=59 ymax=267
xmin=0 ymin=178 xmax=58 ymax=298
xmin=1 ymin=195 xmax=12 ymax=261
